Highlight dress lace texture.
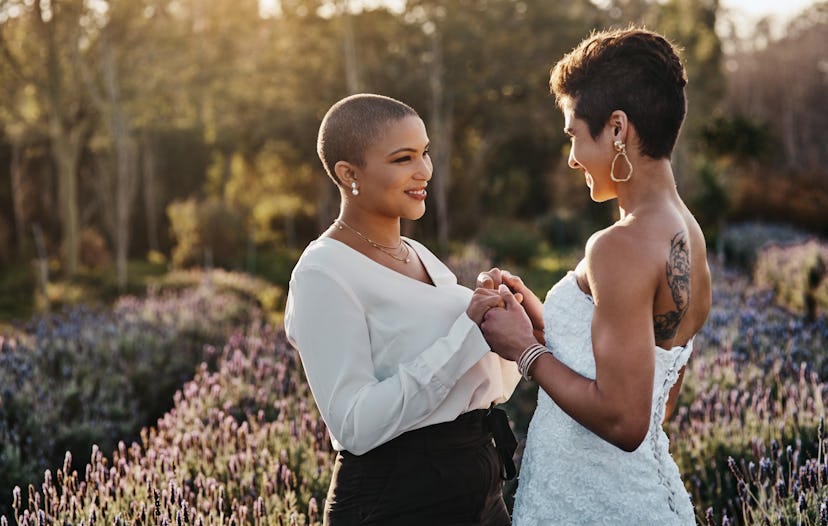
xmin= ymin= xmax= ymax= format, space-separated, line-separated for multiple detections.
xmin=511 ymin=272 xmax=696 ymax=526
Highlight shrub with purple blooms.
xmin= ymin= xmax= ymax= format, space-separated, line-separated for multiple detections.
xmin=668 ymin=264 xmax=828 ymax=525
xmin=2 ymin=259 xmax=828 ymax=526
xmin=4 ymin=324 xmax=332 ymax=526
xmin=0 ymin=283 xmax=254 ymax=516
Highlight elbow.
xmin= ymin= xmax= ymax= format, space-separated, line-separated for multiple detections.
xmin=331 ymin=421 xmax=376 ymax=456
xmin=612 ymin=429 xmax=648 ymax=453
xmin=333 ymin=424 xmax=377 ymax=456
xmin=605 ymin=415 xmax=650 ymax=453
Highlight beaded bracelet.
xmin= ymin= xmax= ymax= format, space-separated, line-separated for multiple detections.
xmin=518 ymin=343 xmax=548 ymax=381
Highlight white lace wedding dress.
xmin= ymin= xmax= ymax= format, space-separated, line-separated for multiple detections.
xmin=511 ymin=272 xmax=697 ymax=526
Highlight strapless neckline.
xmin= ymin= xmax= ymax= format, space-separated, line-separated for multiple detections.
xmin=559 ymin=271 xmax=694 ymax=355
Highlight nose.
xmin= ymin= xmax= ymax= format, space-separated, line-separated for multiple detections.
xmin=567 ymin=148 xmax=580 ymax=170
xmin=417 ymin=154 xmax=433 ymax=181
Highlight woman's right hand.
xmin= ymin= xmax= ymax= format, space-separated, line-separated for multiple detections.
xmin=478 ymin=268 xmax=545 ymax=340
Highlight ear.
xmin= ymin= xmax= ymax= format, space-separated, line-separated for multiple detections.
xmin=333 ymin=160 xmax=357 ymax=188
xmin=608 ymin=110 xmax=629 ymax=145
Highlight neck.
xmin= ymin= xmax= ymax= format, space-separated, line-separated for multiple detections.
xmin=615 ymin=157 xmax=678 ymax=219
xmin=337 ymin=207 xmax=402 ymax=247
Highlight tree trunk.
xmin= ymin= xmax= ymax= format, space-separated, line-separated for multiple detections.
xmin=141 ymin=132 xmax=160 ymax=253
xmin=10 ymin=140 xmax=27 ymax=258
xmin=37 ymin=0 xmax=85 ymax=277
xmin=429 ymin=26 xmax=452 ymax=254
xmin=100 ymin=29 xmax=138 ymax=291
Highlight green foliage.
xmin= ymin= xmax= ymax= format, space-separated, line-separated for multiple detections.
xmin=0 ymin=265 xmax=36 ymax=323
xmin=691 ymin=160 xmax=730 ymax=243
xmin=701 ymin=114 xmax=772 ymax=162
xmin=167 ymin=197 xmax=248 ymax=269
xmin=476 ymin=220 xmax=546 ymax=266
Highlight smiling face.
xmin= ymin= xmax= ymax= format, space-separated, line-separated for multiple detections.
xmin=351 ymin=115 xmax=433 ymax=221
xmin=563 ymin=100 xmax=616 ymax=203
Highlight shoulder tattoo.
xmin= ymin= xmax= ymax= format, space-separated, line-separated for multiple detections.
xmin=653 ymin=232 xmax=691 ymax=341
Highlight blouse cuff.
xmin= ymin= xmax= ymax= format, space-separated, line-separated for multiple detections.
xmin=419 ymin=313 xmax=490 ymax=388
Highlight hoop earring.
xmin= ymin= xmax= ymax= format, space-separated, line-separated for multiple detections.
xmin=351 ymin=181 xmax=359 ymax=196
xmin=610 ymin=140 xmax=633 ymax=182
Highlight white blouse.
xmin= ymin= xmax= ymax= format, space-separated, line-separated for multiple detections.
xmin=285 ymin=236 xmax=520 ymax=455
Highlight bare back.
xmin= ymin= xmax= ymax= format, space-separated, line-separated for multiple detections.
xmin=575 ymin=196 xmax=711 ymax=350
xmin=651 ymin=201 xmax=711 ymax=349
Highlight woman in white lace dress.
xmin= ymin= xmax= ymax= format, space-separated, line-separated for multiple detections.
xmin=476 ymin=28 xmax=712 ymax=525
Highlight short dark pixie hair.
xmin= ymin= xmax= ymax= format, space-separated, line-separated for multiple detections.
xmin=550 ymin=28 xmax=688 ymax=159
xmin=317 ymin=93 xmax=419 ymax=185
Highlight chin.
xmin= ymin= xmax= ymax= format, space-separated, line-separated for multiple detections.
xmin=404 ymin=204 xmax=427 ymax=221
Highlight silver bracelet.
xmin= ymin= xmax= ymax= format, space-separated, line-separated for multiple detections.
xmin=518 ymin=343 xmax=547 ymax=381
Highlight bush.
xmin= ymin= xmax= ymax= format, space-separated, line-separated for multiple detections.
xmin=150 ymin=268 xmax=284 ymax=321
xmin=4 ymin=261 xmax=828 ymax=525
xmin=754 ymin=239 xmax=828 ymax=319
xmin=2 ymin=325 xmax=331 ymax=526
xmin=719 ymin=222 xmax=810 ymax=270
xmin=0 ymin=285 xmax=253 ymax=516
xmin=476 ymin=220 xmax=545 ymax=266
xmin=167 ymin=197 xmax=248 ymax=269
xmin=667 ymin=264 xmax=828 ymax=524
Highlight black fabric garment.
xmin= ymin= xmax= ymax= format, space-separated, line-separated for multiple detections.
xmin=324 ymin=409 xmax=513 ymax=526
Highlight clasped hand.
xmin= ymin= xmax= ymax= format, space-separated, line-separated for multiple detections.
xmin=466 ymin=268 xmax=545 ymax=362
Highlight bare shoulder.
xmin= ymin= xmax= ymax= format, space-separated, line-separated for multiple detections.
xmin=584 ymin=224 xmax=662 ymax=304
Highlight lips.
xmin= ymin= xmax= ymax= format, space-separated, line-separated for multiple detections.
xmin=405 ymin=188 xmax=428 ymax=199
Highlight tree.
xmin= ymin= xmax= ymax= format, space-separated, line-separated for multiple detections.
xmin=0 ymin=0 xmax=94 ymax=276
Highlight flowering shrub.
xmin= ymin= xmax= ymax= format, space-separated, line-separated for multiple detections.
xmin=0 ymin=286 xmax=252 ymax=515
xmin=3 ymin=325 xmax=331 ymax=526
xmin=754 ymin=240 xmax=828 ymax=318
xmin=3 ymin=261 xmax=827 ymax=525
xmin=669 ymin=265 xmax=828 ymax=524
xmin=149 ymin=268 xmax=284 ymax=321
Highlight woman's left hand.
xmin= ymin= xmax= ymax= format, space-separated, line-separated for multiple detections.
xmin=481 ymin=285 xmax=538 ymax=361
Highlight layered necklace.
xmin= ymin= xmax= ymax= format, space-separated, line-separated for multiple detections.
xmin=335 ymin=219 xmax=411 ymax=263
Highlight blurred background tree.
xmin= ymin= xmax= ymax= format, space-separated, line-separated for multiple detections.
xmin=0 ymin=0 xmax=826 ymax=314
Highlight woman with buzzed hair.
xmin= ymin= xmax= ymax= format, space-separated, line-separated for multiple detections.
xmin=285 ymin=93 xmax=521 ymax=525
xmin=475 ymin=29 xmax=711 ymax=524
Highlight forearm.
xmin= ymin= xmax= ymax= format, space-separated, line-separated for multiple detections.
xmin=320 ymin=312 xmax=490 ymax=455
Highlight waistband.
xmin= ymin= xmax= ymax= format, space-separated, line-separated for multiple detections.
xmin=342 ymin=408 xmax=518 ymax=480
xmin=344 ymin=409 xmax=491 ymax=458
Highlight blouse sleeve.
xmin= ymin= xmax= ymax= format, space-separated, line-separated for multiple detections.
xmin=285 ymin=265 xmax=490 ymax=455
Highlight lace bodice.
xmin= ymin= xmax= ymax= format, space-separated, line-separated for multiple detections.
xmin=511 ymin=272 xmax=696 ymax=526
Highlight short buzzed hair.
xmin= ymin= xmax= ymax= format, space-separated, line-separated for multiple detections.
xmin=317 ymin=93 xmax=419 ymax=185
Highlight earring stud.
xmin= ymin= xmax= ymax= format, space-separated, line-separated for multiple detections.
xmin=351 ymin=181 xmax=359 ymax=196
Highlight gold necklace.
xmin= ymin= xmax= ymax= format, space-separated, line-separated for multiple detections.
xmin=336 ymin=219 xmax=411 ymax=263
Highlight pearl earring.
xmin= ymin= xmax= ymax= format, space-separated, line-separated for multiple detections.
xmin=351 ymin=181 xmax=359 ymax=196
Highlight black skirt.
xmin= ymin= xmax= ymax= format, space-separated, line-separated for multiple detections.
xmin=324 ymin=409 xmax=512 ymax=526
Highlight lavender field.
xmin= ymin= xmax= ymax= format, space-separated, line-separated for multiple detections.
xmin=1 ymin=247 xmax=827 ymax=525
